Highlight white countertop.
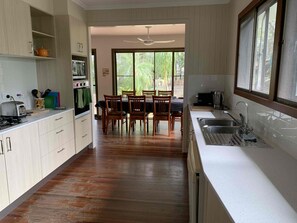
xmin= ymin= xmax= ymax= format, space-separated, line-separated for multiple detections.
xmin=191 ymin=110 xmax=297 ymax=223
xmin=0 ymin=108 xmax=74 ymax=134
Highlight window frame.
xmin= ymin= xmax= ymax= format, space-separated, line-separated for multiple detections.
xmin=112 ymin=48 xmax=185 ymax=96
xmin=234 ymin=0 xmax=297 ymax=118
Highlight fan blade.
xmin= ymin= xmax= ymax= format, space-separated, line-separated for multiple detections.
xmin=153 ymin=40 xmax=175 ymax=44
xmin=123 ymin=40 xmax=141 ymax=43
xmin=137 ymin=38 xmax=145 ymax=42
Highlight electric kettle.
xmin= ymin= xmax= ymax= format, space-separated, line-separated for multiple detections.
xmin=213 ymin=91 xmax=224 ymax=109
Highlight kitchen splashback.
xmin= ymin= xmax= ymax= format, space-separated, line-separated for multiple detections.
xmin=0 ymin=57 xmax=38 ymax=109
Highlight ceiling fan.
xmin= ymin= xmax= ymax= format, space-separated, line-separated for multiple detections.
xmin=124 ymin=26 xmax=175 ymax=46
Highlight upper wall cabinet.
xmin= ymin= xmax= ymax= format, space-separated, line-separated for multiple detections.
xmin=2 ymin=0 xmax=34 ymax=57
xmin=0 ymin=1 xmax=8 ymax=54
xmin=30 ymin=7 xmax=56 ymax=59
xmin=70 ymin=16 xmax=88 ymax=57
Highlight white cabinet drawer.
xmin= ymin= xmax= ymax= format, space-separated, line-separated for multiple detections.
xmin=75 ymin=113 xmax=92 ymax=153
xmin=39 ymin=122 xmax=74 ymax=157
xmin=41 ymin=139 xmax=75 ymax=178
xmin=39 ymin=110 xmax=73 ymax=135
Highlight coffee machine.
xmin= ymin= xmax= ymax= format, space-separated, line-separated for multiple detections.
xmin=213 ymin=91 xmax=224 ymax=109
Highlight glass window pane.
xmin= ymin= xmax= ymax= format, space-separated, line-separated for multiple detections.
xmin=135 ymin=52 xmax=154 ymax=95
xmin=277 ymin=0 xmax=297 ymax=103
xmin=252 ymin=1 xmax=277 ymax=94
xmin=116 ymin=53 xmax=133 ymax=95
xmin=237 ymin=16 xmax=254 ymax=90
xmin=174 ymin=52 xmax=184 ymax=97
xmin=155 ymin=52 xmax=173 ymax=91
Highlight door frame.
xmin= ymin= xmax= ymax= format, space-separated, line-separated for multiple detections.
xmin=91 ymin=48 xmax=100 ymax=118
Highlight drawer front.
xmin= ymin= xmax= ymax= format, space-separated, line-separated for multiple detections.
xmin=41 ymin=139 xmax=75 ymax=178
xmin=39 ymin=110 xmax=73 ymax=135
xmin=40 ymin=122 xmax=74 ymax=157
xmin=75 ymin=113 xmax=92 ymax=153
xmin=76 ymin=131 xmax=92 ymax=153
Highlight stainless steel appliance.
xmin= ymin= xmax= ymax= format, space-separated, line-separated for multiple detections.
xmin=0 ymin=101 xmax=26 ymax=118
xmin=73 ymin=80 xmax=91 ymax=116
xmin=213 ymin=91 xmax=224 ymax=109
xmin=72 ymin=57 xmax=86 ymax=80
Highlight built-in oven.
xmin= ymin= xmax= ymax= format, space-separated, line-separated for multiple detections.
xmin=73 ymin=80 xmax=91 ymax=116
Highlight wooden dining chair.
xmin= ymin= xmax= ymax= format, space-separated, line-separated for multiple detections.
xmin=104 ymin=95 xmax=127 ymax=135
xmin=128 ymin=95 xmax=149 ymax=136
xmin=152 ymin=96 xmax=172 ymax=136
xmin=142 ymin=90 xmax=156 ymax=97
xmin=122 ymin=90 xmax=135 ymax=97
xmin=158 ymin=90 xmax=173 ymax=96
xmin=171 ymin=110 xmax=183 ymax=134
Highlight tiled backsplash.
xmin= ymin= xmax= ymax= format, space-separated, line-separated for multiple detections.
xmin=187 ymin=74 xmax=226 ymax=104
xmin=0 ymin=57 xmax=38 ymax=109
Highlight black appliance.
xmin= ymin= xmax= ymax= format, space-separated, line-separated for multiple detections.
xmin=194 ymin=92 xmax=213 ymax=106
xmin=0 ymin=116 xmax=26 ymax=131
xmin=72 ymin=56 xmax=87 ymax=80
xmin=73 ymin=80 xmax=91 ymax=116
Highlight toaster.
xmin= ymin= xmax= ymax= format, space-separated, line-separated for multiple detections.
xmin=0 ymin=101 xmax=27 ymax=117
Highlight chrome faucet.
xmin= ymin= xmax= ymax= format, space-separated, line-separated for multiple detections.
xmin=224 ymin=101 xmax=252 ymax=134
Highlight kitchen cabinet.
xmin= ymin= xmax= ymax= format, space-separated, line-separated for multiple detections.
xmin=30 ymin=7 xmax=56 ymax=58
xmin=0 ymin=1 xmax=8 ymax=55
xmin=70 ymin=16 xmax=88 ymax=57
xmin=39 ymin=110 xmax=75 ymax=177
xmin=3 ymin=0 xmax=34 ymax=57
xmin=75 ymin=112 xmax=92 ymax=153
xmin=0 ymin=135 xmax=10 ymax=212
xmin=203 ymin=180 xmax=233 ymax=223
xmin=3 ymin=123 xmax=42 ymax=203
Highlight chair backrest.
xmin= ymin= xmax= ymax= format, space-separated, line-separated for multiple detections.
xmin=104 ymin=95 xmax=123 ymax=115
xmin=128 ymin=95 xmax=146 ymax=115
xmin=142 ymin=90 xmax=156 ymax=96
xmin=122 ymin=90 xmax=135 ymax=97
xmin=153 ymin=96 xmax=171 ymax=117
xmin=158 ymin=90 xmax=173 ymax=96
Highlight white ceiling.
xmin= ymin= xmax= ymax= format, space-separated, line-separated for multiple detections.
xmin=72 ymin=0 xmax=230 ymax=10
xmin=91 ymin=24 xmax=185 ymax=36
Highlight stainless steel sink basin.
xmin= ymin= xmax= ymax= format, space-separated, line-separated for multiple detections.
xmin=197 ymin=118 xmax=266 ymax=147
xmin=198 ymin=118 xmax=238 ymax=127
xmin=203 ymin=126 xmax=240 ymax=134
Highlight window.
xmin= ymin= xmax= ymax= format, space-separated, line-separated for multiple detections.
xmin=113 ymin=49 xmax=184 ymax=98
xmin=235 ymin=0 xmax=297 ymax=118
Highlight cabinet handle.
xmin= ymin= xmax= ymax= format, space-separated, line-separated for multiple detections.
xmin=6 ymin=137 xmax=11 ymax=152
xmin=55 ymin=117 xmax=63 ymax=121
xmin=81 ymin=119 xmax=87 ymax=123
xmin=0 ymin=140 xmax=3 ymax=155
xmin=82 ymin=134 xmax=88 ymax=138
xmin=57 ymin=148 xmax=65 ymax=153
xmin=56 ymin=129 xmax=64 ymax=134
xmin=28 ymin=41 xmax=33 ymax=54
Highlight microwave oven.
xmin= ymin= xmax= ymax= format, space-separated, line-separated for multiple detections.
xmin=72 ymin=59 xmax=86 ymax=79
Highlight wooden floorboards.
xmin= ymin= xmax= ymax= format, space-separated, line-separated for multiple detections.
xmin=1 ymin=120 xmax=189 ymax=223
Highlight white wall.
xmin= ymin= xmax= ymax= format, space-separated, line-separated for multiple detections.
xmin=91 ymin=34 xmax=185 ymax=100
xmin=0 ymin=57 xmax=38 ymax=109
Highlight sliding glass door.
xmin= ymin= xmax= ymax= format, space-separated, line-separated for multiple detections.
xmin=113 ymin=49 xmax=184 ymax=97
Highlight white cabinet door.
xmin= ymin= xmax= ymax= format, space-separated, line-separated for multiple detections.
xmin=3 ymin=123 xmax=41 ymax=202
xmin=70 ymin=16 xmax=88 ymax=56
xmin=3 ymin=0 xmax=33 ymax=57
xmin=75 ymin=112 xmax=92 ymax=153
xmin=0 ymin=136 xmax=10 ymax=211
xmin=0 ymin=1 xmax=8 ymax=54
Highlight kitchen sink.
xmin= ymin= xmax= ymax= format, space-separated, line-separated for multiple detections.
xmin=198 ymin=118 xmax=266 ymax=147
xmin=198 ymin=118 xmax=239 ymax=127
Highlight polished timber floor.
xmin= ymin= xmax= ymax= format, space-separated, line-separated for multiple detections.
xmin=1 ymin=120 xmax=188 ymax=223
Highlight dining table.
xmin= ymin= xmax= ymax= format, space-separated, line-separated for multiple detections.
xmin=95 ymin=97 xmax=184 ymax=133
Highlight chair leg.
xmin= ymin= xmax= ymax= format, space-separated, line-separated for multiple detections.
xmin=147 ymin=116 xmax=149 ymax=133
xmin=153 ymin=119 xmax=155 ymax=136
xmin=105 ymin=118 xmax=109 ymax=135
xmin=168 ymin=120 xmax=171 ymax=136
xmin=172 ymin=116 xmax=175 ymax=130
xmin=143 ymin=118 xmax=146 ymax=136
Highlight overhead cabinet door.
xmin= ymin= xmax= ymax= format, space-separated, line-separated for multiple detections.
xmin=3 ymin=0 xmax=33 ymax=57
xmin=0 ymin=1 xmax=8 ymax=54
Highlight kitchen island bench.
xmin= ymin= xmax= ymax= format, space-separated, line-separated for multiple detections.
xmin=190 ymin=110 xmax=297 ymax=223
